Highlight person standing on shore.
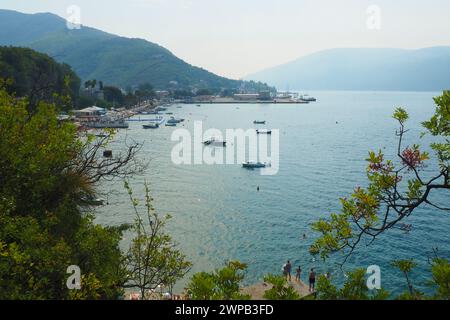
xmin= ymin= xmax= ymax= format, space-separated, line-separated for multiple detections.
xmin=309 ymin=268 xmax=316 ymax=292
xmin=286 ymin=260 xmax=292 ymax=281
xmin=295 ymin=266 xmax=302 ymax=282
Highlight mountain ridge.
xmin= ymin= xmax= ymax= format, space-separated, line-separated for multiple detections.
xmin=246 ymin=47 xmax=450 ymax=91
xmin=0 ymin=9 xmax=271 ymax=91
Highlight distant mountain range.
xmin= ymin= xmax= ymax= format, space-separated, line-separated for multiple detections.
xmin=0 ymin=9 xmax=271 ymax=91
xmin=246 ymin=47 xmax=450 ymax=91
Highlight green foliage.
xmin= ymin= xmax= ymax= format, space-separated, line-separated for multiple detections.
xmin=0 ymin=46 xmax=80 ymax=111
xmin=392 ymin=259 xmax=417 ymax=274
xmin=314 ymin=269 xmax=389 ymax=300
xmin=0 ymin=11 xmax=276 ymax=91
xmin=311 ymin=91 xmax=449 ymax=262
xmin=0 ymin=86 xmax=127 ymax=299
xmin=103 ymin=86 xmax=125 ymax=105
xmin=123 ymin=182 xmax=191 ymax=299
xmin=393 ymin=107 xmax=409 ymax=123
xmin=315 ymin=275 xmax=339 ymax=300
xmin=187 ymin=261 xmax=251 ymax=300
xmin=312 ymin=258 xmax=449 ymax=300
xmin=429 ymin=258 xmax=450 ymax=300
xmin=423 ymin=91 xmax=450 ymax=137
xmin=423 ymin=90 xmax=450 ymax=170
xmin=196 ymin=88 xmax=213 ymax=96
xmin=262 ymin=274 xmax=300 ymax=300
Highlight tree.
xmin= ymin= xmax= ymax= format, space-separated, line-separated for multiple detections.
xmin=312 ymin=258 xmax=450 ymax=300
xmin=313 ymin=269 xmax=390 ymax=300
xmin=392 ymin=259 xmax=418 ymax=298
xmin=0 ymin=83 xmax=141 ymax=299
xmin=0 ymin=47 xmax=80 ymax=111
xmin=103 ymin=86 xmax=125 ymax=106
xmin=429 ymin=258 xmax=450 ymax=300
xmin=187 ymin=261 xmax=251 ymax=300
xmin=123 ymin=182 xmax=191 ymax=300
xmin=135 ymin=83 xmax=155 ymax=104
xmin=196 ymin=88 xmax=213 ymax=96
xmin=262 ymin=275 xmax=300 ymax=300
xmin=310 ymin=91 xmax=449 ymax=263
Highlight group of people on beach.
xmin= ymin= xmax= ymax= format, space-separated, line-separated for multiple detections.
xmin=282 ymin=260 xmax=317 ymax=292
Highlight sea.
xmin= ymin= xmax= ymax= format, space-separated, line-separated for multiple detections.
xmin=96 ymin=91 xmax=449 ymax=296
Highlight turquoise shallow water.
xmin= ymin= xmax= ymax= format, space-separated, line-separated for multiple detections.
xmin=97 ymin=91 xmax=449 ymax=295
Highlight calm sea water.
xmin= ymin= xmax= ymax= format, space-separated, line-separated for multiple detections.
xmin=96 ymin=91 xmax=449 ymax=296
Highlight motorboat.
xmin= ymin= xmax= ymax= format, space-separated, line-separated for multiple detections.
xmin=256 ymin=129 xmax=272 ymax=135
xmin=203 ymin=138 xmax=227 ymax=147
xmin=167 ymin=117 xmax=184 ymax=124
xmin=300 ymin=95 xmax=317 ymax=102
xmin=165 ymin=123 xmax=177 ymax=127
xmin=143 ymin=123 xmax=159 ymax=129
xmin=81 ymin=195 xmax=105 ymax=206
xmin=253 ymin=120 xmax=266 ymax=124
xmin=242 ymin=161 xmax=268 ymax=169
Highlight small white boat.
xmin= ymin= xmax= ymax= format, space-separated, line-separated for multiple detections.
xmin=256 ymin=129 xmax=272 ymax=135
xmin=167 ymin=117 xmax=185 ymax=124
xmin=300 ymin=95 xmax=317 ymax=102
xmin=242 ymin=161 xmax=268 ymax=169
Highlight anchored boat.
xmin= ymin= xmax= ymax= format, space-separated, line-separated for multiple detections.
xmin=167 ymin=117 xmax=185 ymax=124
xmin=299 ymin=94 xmax=317 ymax=102
xmin=203 ymin=138 xmax=227 ymax=147
xmin=143 ymin=123 xmax=159 ymax=129
xmin=242 ymin=161 xmax=268 ymax=169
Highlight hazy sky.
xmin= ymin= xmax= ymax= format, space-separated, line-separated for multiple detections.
xmin=1 ymin=0 xmax=450 ymax=79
